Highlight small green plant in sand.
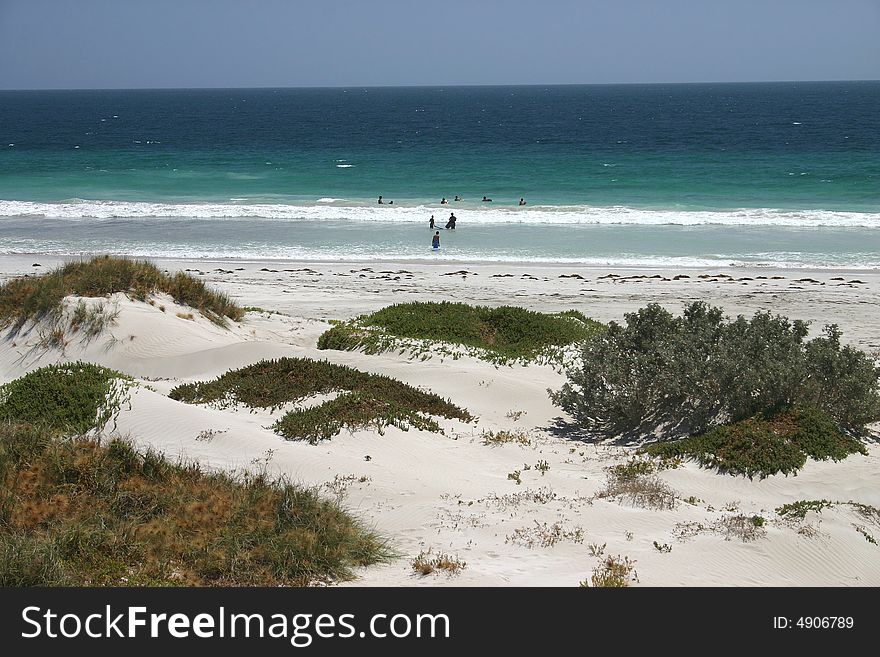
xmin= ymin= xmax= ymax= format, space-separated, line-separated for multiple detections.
xmin=0 ymin=426 xmax=388 ymax=586
xmin=583 ymin=555 xmax=638 ymax=588
xmin=610 ymin=457 xmax=658 ymax=481
xmin=318 ymin=301 xmax=604 ymax=366
xmin=169 ymin=357 xmax=472 ymax=444
xmin=776 ymin=499 xmax=835 ymax=520
xmin=507 ymin=470 xmax=522 ymax=485
xmin=642 ymin=405 xmax=867 ymax=479
xmin=652 ymin=541 xmax=672 ymax=553
xmin=0 ymin=255 xmax=242 ymax=333
xmin=411 ymin=550 xmax=467 ymax=577
xmin=481 ymin=429 xmax=531 ymax=447
xmin=0 ymin=362 xmax=130 ymax=434
xmin=776 ymin=499 xmax=880 ymax=545
xmin=854 ymin=526 xmax=877 ymax=545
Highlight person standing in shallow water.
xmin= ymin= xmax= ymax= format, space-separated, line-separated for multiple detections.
xmin=377 ymin=195 xmax=383 ymax=204
xmin=432 ymin=231 xmax=440 ymax=250
xmin=444 ymin=213 xmax=456 ymax=229
xmin=429 ymin=215 xmax=435 ymax=229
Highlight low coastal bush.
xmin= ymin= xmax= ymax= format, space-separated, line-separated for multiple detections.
xmin=0 ymin=255 xmax=242 ymax=331
xmin=775 ymin=499 xmax=835 ymax=520
xmin=0 ymin=362 xmax=130 ymax=434
xmin=642 ymin=406 xmax=867 ymax=479
xmin=318 ymin=301 xmax=603 ymax=365
xmin=552 ymin=302 xmax=880 ymax=439
xmin=0 ymin=425 xmax=387 ymax=586
xmin=169 ymin=357 xmax=472 ymax=443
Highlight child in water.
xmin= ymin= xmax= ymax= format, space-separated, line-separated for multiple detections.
xmin=432 ymin=231 xmax=440 ymax=250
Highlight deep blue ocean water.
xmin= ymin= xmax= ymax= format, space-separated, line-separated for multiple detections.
xmin=1 ymin=83 xmax=878 ymax=266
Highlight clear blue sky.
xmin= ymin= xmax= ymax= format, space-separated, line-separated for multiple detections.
xmin=1 ymin=0 xmax=878 ymax=89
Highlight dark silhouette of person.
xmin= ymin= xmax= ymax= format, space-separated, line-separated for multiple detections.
xmin=440 ymin=197 xmax=448 ymax=204
xmin=377 ymin=195 xmax=383 ymax=204
xmin=519 ymin=198 xmax=526 ymax=206
xmin=454 ymin=195 xmax=461 ymax=201
xmin=482 ymin=196 xmax=492 ymax=202
xmin=432 ymin=231 xmax=440 ymax=249
xmin=429 ymin=215 xmax=435 ymax=229
xmin=444 ymin=213 xmax=457 ymax=229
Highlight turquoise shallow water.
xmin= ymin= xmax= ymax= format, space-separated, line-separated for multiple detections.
xmin=1 ymin=83 xmax=878 ymax=266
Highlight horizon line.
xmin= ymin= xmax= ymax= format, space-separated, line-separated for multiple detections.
xmin=1 ymin=78 xmax=879 ymax=92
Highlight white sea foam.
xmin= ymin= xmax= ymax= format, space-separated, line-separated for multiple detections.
xmin=335 ymin=164 xmax=354 ymax=168
xmin=0 ymin=240 xmax=874 ymax=270
xmin=1 ymin=199 xmax=878 ymax=228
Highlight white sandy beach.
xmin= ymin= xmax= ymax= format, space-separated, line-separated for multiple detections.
xmin=1 ymin=253 xmax=878 ymax=586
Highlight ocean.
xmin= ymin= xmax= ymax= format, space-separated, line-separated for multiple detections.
xmin=1 ymin=82 xmax=878 ymax=268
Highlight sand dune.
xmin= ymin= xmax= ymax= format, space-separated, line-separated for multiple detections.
xmin=1 ymin=254 xmax=878 ymax=586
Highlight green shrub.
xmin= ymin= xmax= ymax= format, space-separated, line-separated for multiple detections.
xmin=0 ymin=424 xmax=388 ymax=586
xmin=170 ymin=357 xmax=472 ymax=443
xmin=775 ymin=499 xmax=835 ymax=519
xmin=551 ymin=302 xmax=880 ymax=439
xmin=273 ymin=391 xmax=443 ymax=444
xmin=642 ymin=406 xmax=866 ymax=479
xmin=318 ymin=301 xmax=603 ymax=365
xmin=0 ymin=255 xmax=242 ymax=330
xmin=0 ymin=362 xmax=130 ymax=434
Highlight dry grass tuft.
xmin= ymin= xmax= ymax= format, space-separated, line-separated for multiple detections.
xmin=411 ymin=549 xmax=467 ymax=577
xmin=583 ymin=555 xmax=638 ymax=587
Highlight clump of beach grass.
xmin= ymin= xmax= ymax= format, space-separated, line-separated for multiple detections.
xmin=0 ymin=425 xmax=388 ymax=586
xmin=317 ymin=301 xmax=603 ymax=366
xmin=0 ymin=255 xmax=242 ymax=333
xmin=169 ymin=357 xmax=472 ymax=443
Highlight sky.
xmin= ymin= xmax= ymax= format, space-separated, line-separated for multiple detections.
xmin=0 ymin=0 xmax=878 ymax=89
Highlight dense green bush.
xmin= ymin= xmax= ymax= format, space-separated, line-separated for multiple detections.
xmin=0 ymin=362 xmax=130 ymax=434
xmin=551 ymin=302 xmax=880 ymax=440
xmin=0 ymin=424 xmax=387 ymax=585
xmin=170 ymin=357 xmax=472 ymax=443
xmin=318 ymin=301 xmax=603 ymax=365
xmin=642 ymin=406 xmax=867 ymax=478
